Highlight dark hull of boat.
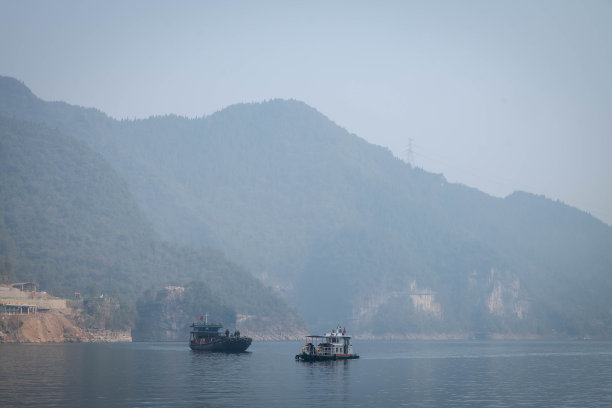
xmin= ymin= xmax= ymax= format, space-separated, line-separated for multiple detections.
xmin=190 ymin=337 xmax=252 ymax=353
xmin=295 ymin=353 xmax=359 ymax=362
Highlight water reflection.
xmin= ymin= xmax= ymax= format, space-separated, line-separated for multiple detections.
xmin=299 ymin=359 xmax=352 ymax=405
xmin=1 ymin=341 xmax=611 ymax=407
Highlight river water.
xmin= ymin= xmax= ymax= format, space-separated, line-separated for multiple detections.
xmin=1 ymin=340 xmax=611 ymax=407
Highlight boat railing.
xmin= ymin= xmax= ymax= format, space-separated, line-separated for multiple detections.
xmin=301 ymin=338 xmax=354 ymax=357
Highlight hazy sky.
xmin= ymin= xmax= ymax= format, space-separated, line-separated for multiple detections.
xmin=2 ymin=0 xmax=611 ymax=225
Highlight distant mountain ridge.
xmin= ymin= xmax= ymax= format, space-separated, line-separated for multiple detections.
xmin=0 ymin=98 xmax=304 ymax=338
xmin=1 ymin=75 xmax=611 ymax=338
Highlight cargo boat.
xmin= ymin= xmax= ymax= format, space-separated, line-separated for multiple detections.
xmin=189 ymin=316 xmax=252 ymax=352
xmin=295 ymin=324 xmax=359 ymax=361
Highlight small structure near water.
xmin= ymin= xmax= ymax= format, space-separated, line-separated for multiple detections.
xmin=0 ymin=283 xmax=66 ymax=313
xmin=0 ymin=303 xmax=38 ymax=314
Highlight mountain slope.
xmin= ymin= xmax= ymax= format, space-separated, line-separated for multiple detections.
xmin=0 ymin=113 xmax=304 ymax=336
xmin=0 ymin=116 xmax=155 ymax=294
xmin=1 ymin=76 xmax=611 ymax=338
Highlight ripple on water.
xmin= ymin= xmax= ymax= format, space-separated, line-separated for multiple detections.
xmin=1 ymin=340 xmax=611 ymax=407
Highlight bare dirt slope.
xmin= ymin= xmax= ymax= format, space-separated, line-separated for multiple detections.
xmin=0 ymin=310 xmax=94 ymax=343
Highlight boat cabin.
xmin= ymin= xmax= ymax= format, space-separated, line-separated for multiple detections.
xmin=297 ymin=324 xmax=358 ymax=361
xmin=190 ymin=322 xmax=223 ymax=344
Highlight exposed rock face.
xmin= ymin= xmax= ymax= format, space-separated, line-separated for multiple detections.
xmin=351 ymin=280 xmax=445 ymax=337
xmin=408 ymin=281 xmax=442 ymax=318
xmin=133 ymin=286 xmax=189 ymax=342
xmin=0 ymin=309 xmax=131 ymax=343
xmin=485 ymin=269 xmax=529 ymax=320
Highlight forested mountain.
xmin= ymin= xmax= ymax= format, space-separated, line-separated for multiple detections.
xmin=2 ymin=75 xmax=611 ymax=338
xmin=0 ymin=113 xmax=304 ymax=336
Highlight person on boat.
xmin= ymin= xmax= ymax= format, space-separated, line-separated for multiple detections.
xmin=307 ymin=342 xmax=315 ymax=355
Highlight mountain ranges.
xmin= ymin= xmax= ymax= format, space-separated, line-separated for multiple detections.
xmin=1 ymin=75 xmax=611 ymax=339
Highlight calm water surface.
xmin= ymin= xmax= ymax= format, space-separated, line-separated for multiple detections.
xmin=1 ymin=340 xmax=611 ymax=407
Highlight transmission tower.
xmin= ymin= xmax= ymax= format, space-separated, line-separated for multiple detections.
xmin=404 ymin=138 xmax=415 ymax=166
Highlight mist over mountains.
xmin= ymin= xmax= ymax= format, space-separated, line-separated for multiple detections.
xmin=1 ymin=75 xmax=611 ymax=338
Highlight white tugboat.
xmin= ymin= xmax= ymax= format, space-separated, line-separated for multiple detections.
xmin=295 ymin=324 xmax=359 ymax=361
